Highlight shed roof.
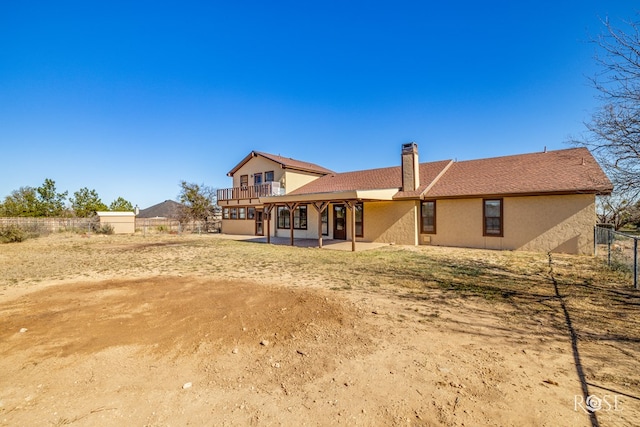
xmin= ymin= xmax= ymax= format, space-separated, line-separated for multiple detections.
xmin=96 ymin=211 xmax=135 ymax=217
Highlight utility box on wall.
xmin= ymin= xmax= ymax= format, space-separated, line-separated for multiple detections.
xmin=96 ymin=211 xmax=136 ymax=234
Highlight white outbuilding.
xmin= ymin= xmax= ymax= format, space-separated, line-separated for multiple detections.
xmin=96 ymin=211 xmax=136 ymax=234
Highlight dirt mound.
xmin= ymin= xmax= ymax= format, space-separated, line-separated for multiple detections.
xmin=0 ymin=277 xmax=372 ymax=426
xmin=1 ymin=272 xmax=634 ymax=426
xmin=2 ymin=277 xmax=358 ymax=357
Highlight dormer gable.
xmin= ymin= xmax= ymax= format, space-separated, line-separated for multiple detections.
xmin=227 ymin=151 xmax=333 ymax=177
xmin=225 ymin=151 xmax=333 ymax=196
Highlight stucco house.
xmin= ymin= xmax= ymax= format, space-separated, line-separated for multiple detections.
xmin=217 ymin=144 xmax=612 ymax=254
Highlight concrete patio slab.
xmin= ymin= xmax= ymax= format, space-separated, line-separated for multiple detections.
xmin=214 ymin=234 xmax=389 ymax=252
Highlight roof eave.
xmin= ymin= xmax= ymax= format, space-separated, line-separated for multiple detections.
xmin=260 ymin=188 xmax=398 ymax=203
xmin=423 ymin=188 xmax=612 ymax=199
xmin=280 ymin=165 xmax=333 ymax=176
xmin=226 ymin=151 xmax=258 ymax=177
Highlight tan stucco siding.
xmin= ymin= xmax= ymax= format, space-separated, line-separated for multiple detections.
xmin=97 ymin=214 xmax=135 ymax=234
xmin=426 ymin=194 xmax=596 ymax=255
xmin=104 ymin=219 xmax=135 ymax=234
xmin=506 ymin=194 xmax=595 ymax=254
xmin=231 ymin=157 xmax=323 ymax=194
xmin=221 ymin=219 xmax=255 ymax=235
xmin=424 ymin=198 xmax=485 ymax=248
xmin=363 ymin=200 xmax=418 ymax=245
xmin=232 ymin=157 xmax=285 ymax=188
xmin=283 ymin=170 xmax=324 ymax=193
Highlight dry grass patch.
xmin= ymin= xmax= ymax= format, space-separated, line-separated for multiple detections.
xmin=1 ymin=232 xmax=639 ymax=425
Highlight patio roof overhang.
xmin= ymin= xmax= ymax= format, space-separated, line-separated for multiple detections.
xmin=259 ymin=188 xmax=399 ymax=252
xmin=259 ymin=188 xmax=399 ymax=204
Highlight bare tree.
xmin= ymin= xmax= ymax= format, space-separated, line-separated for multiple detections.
xmin=177 ymin=181 xmax=216 ymax=223
xmin=575 ymin=15 xmax=640 ymax=199
xmin=596 ymin=193 xmax=636 ymax=230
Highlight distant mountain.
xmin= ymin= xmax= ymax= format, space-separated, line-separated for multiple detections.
xmin=138 ymin=200 xmax=183 ymax=219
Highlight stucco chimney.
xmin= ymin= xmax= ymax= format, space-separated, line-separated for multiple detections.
xmin=401 ymin=142 xmax=420 ymax=192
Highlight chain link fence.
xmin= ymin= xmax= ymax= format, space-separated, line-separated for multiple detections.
xmin=0 ymin=217 xmax=221 ymax=237
xmin=0 ymin=217 xmax=98 ymax=234
xmin=135 ymin=218 xmax=221 ymax=235
xmin=595 ymin=224 xmax=639 ymax=289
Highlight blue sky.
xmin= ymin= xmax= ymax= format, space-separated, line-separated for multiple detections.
xmin=0 ymin=1 xmax=636 ymax=209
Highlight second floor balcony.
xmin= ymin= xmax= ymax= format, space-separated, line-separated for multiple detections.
xmin=217 ymin=181 xmax=285 ymax=202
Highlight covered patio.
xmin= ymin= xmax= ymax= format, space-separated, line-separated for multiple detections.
xmin=260 ymin=188 xmax=398 ymax=252
xmin=215 ymin=234 xmax=390 ymax=252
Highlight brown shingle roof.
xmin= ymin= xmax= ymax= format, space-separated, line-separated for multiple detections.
xmin=289 ymin=160 xmax=453 ymax=196
xmin=227 ymin=151 xmax=333 ymax=176
xmin=138 ymin=200 xmax=183 ymax=219
xmin=425 ymin=147 xmax=612 ymax=198
xmin=288 ymin=147 xmax=612 ymax=199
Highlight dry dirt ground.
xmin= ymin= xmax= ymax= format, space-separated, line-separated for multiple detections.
xmin=0 ymin=234 xmax=638 ymax=426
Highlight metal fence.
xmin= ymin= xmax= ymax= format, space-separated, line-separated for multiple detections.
xmin=135 ymin=218 xmax=221 ymax=235
xmin=0 ymin=217 xmax=221 ymax=236
xmin=595 ymin=224 xmax=639 ymax=289
xmin=0 ymin=217 xmax=97 ymax=234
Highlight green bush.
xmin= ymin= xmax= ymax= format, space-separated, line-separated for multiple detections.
xmin=94 ymin=223 xmax=115 ymax=235
xmin=0 ymin=224 xmax=40 ymax=243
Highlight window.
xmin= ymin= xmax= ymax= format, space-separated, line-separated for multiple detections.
xmin=321 ymin=208 xmax=328 ymax=236
xmin=294 ymin=206 xmax=307 ymax=229
xmin=247 ymin=207 xmax=256 ymax=219
xmin=483 ymin=199 xmax=503 ymax=236
xmin=265 ymin=171 xmax=274 ymax=182
xmin=238 ymin=207 xmax=246 ymax=219
xmin=223 ymin=207 xmax=230 ymax=219
xmin=421 ymin=200 xmax=436 ymax=234
xmin=240 ymin=175 xmax=248 ymax=190
xmin=254 ymin=173 xmax=263 ymax=185
xmin=355 ymin=203 xmax=363 ymax=237
xmin=277 ymin=206 xmax=289 ymax=228
xmin=277 ymin=206 xmax=307 ymax=229
xmin=230 ymin=207 xmax=238 ymax=219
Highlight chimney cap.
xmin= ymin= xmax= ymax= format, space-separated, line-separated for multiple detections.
xmin=402 ymin=142 xmax=418 ymax=153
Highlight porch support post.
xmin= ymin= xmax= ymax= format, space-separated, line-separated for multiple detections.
xmin=286 ymin=202 xmax=299 ymax=247
xmin=345 ymin=200 xmax=356 ymax=252
xmin=264 ymin=204 xmax=274 ymax=244
xmin=312 ymin=201 xmax=330 ymax=249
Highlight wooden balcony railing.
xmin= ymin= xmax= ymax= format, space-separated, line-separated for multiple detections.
xmin=217 ymin=182 xmax=285 ymax=201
